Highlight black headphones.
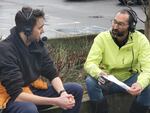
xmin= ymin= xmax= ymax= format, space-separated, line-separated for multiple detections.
xmin=19 ymin=9 xmax=33 ymax=37
xmin=125 ymin=9 xmax=138 ymax=32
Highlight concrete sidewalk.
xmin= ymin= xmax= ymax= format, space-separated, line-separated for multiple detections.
xmin=0 ymin=0 xmax=146 ymax=39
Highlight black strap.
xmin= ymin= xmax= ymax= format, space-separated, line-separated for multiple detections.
xmin=59 ymin=89 xmax=66 ymax=96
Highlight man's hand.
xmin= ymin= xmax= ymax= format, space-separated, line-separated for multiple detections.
xmin=56 ymin=92 xmax=75 ymax=110
xmin=99 ymin=71 xmax=108 ymax=76
xmin=60 ymin=91 xmax=75 ymax=104
xmin=98 ymin=71 xmax=108 ymax=85
xmin=128 ymin=83 xmax=143 ymax=96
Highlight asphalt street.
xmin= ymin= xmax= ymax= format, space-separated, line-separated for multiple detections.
xmin=0 ymin=0 xmax=146 ymax=39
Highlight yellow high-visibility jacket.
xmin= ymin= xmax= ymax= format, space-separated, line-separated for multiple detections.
xmin=84 ymin=30 xmax=150 ymax=89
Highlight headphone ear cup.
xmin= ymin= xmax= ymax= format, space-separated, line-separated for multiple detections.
xmin=24 ymin=26 xmax=32 ymax=37
xmin=129 ymin=23 xmax=135 ymax=32
xmin=127 ymin=9 xmax=137 ymax=32
xmin=19 ymin=8 xmax=33 ymax=37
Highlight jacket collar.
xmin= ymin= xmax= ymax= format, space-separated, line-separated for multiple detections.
xmin=10 ymin=26 xmax=45 ymax=54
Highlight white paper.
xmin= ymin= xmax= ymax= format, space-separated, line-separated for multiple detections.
xmin=102 ymin=75 xmax=131 ymax=90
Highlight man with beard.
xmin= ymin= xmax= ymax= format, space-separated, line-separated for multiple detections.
xmin=84 ymin=9 xmax=150 ymax=113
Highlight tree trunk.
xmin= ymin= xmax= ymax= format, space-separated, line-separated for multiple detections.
xmin=145 ymin=0 xmax=150 ymax=40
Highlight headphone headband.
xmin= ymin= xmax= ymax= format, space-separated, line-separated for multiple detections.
xmin=19 ymin=8 xmax=33 ymax=37
xmin=20 ymin=9 xmax=33 ymax=21
xmin=125 ymin=9 xmax=137 ymax=32
xmin=127 ymin=9 xmax=137 ymax=24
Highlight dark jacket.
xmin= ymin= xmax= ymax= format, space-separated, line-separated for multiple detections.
xmin=0 ymin=27 xmax=58 ymax=101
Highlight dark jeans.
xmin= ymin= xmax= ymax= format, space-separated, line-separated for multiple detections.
xmin=2 ymin=82 xmax=83 ymax=113
xmin=86 ymin=74 xmax=150 ymax=106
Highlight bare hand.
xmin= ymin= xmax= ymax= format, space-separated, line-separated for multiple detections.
xmin=99 ymin=71 xmax=108 ymax=76
xmin=98 ymin=71 xmax=108 ymax=85
xmin=56 ymin=92 xmax=75 ymax=110
xmin=128 ymin=83 xmax=142 ymax=96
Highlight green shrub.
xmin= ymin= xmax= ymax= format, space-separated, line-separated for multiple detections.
xmin=46 ymin=35 xmax=96 ymax=90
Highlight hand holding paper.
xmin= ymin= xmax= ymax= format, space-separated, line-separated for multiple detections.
xmin=102 ymin=75 xmax=131 ymax=90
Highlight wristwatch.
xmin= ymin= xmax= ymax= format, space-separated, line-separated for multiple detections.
xmin=59 ymin=89 xmax=66 ymax=95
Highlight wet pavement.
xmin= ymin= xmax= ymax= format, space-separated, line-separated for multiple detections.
xmin=0 ymin=0 xmax=146 ymax=39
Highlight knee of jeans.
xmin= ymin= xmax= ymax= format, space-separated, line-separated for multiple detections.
xmin=86 ymin=76 xmax=99 ymax=91
xmin=136 ymin=85 xmax=150 ymax=106
xmin=20 ymin=102 xmax=38 ymax=113
xmin=65 ymin=82 xmax=83 ymax=98
xmin=72 ymin=83 xmax=83 ymax=96
xmin=86 ymin=76 xmax=103 ymax=100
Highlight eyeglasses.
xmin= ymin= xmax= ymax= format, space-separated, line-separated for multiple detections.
xmin=112 ymin=19 xmax=129 ymax=28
